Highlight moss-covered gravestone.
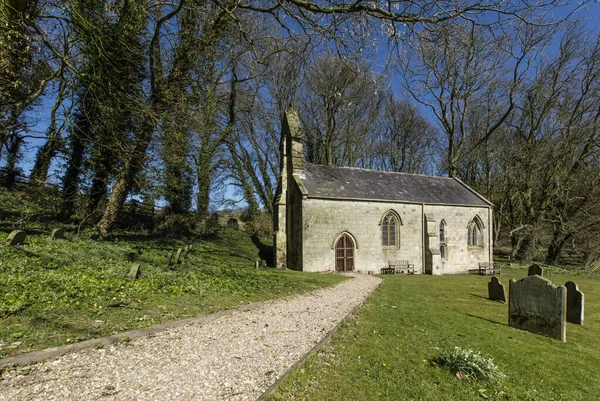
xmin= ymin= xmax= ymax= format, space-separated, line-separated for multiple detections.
xmin=166 ymin=251 xmax=173 ymax=265
xmin=129 ymin=264 xmax=141 ymax=281
xmin=509 ymin=275 xmax=566 ymax=342
xmin=564 ymin=281 xmax=584 ymax=325
xmin=182 ymin=246 xmax=190 ymax=260
xmin=50 ymin=228 xmax=64 ymax=240
xmin=5 ymin=230 xmax=26 ymax=245
xmin=174 ymin=248 xmax=183 ymax=264
xmin=528 ymin=263 xmax=544 ymax=277
xmin=488 ymin=276 xmax=506 ymax=303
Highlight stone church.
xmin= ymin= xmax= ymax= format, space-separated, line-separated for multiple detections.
xmin=273 ymin=110 xmax=493 ymax=275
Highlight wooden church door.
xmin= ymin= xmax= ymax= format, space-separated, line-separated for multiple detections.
xmin=335 ymin=234 xmax=354 ymax=272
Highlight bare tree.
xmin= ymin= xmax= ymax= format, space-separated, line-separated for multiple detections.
xmin=299 ymin=55 xmax=382 ymax=167
xmin=372 ymin=92 xmax=436 ymax=174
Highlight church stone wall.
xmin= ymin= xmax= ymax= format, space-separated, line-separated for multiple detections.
xmin=422 ymin=204 xmax=492 ymax=275
xmin=299 ymin=198 xmax=492 ymax=274
xmin=301 ymin=198 xmax=424 ymax=273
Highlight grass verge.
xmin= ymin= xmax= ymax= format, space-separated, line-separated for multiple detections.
xmin=266 ymin=269 xmax=600 ymax=401
xmin=0 ymin=228 xmax=348 ymax=359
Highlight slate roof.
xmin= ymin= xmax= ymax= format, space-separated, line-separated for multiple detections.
xmin=300 ymin=164 xmax=491 ymax=207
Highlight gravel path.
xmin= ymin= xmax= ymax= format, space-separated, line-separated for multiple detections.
xmin=1 ymin=273 xmax=381 ymax=401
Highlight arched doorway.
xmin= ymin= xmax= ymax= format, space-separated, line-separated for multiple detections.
xmin=335 ymin=233 xmax=355 ymax=272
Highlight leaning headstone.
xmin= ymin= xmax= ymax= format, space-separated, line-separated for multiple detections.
xmin=509 ymin=275 xmax=566 ymax=342
xmin=528 ymin=263 xmax=544 ymax=277
xmin=129 ymin=264 xmax=141 ymax=281
xmin=181 ymin=246 xmax=190 ymax=261
xmin=49 ymin=228 xmax=64 ymax=240
xmin=488 ymin=276 xmax=506 ymax=303
xmin=174 ymin=248 xmax=183 ymax=264
xmin=5 ymin=230 xmax=26 ymax=245
xmin=166 ymin=251 xmax=173 ymax=265
xmin=564 ymin=281 xmax=584 ymax=325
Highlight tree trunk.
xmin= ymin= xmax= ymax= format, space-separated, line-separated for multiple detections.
xmin=195 ymin=150 xmax=211 ymax=219
xmin=60 ymin=117 xmax=88 ymax=220
xmin=163 ymin=123 xmax=193 ymax=214
xmin=510 ymin=235 xmax=523 ymax=261
xmin=88 ymin=153 xmax=111 ymax=218
xmin=29 ymin=136 xmax=60 ymax=184
xmin=96 ymin=122 xmax=153 ymax=235
xmin=96 ymin=166 xmax=132 ymax=235
xmin=545 ymin=232 xmax=572 ymax=265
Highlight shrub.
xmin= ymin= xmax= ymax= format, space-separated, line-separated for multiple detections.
xmin=227 ymin=217 xmax=239 ymax=230
xmin=435 ymin=346 xmax=505 ymax=382
xmin=155 ymin=213 xmax=197 ymax=237
xmin=244 ymin=212 xmax=273 ymax=237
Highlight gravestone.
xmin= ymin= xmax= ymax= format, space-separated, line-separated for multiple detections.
xmin=509 ymin=275 xmax=566 ymax=342
xmin=5 ymin=230 xmax=26 ymax=245
xmin=564 ymin=281 xmax=584 ymax=325
xmin=129 ymin=264 xmax=141 ymax=281
xmin=174 ymin=248 xmax=183 ymax=264
xmin=488 ymin=276 xmax=506 ymax=303
xmin=528 ymin=263 xmax=544 ymax=277
xmin=50 ymin=229 xmax=64 ymax=240
xmin=181 ymin=246 xmax=190 ymax=261
xmin=166 ymin=251 xmax=173 ymax=265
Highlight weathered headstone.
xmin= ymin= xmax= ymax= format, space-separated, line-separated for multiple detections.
xmin=488 ymin=276 xmax=506 ymax=303
xmin=255 ymin=260 xmax=260 ymax=269
xmin=509 ymin=275 xmax=566 ymax=342
xmin=174 ymin=248 xmax=183 ymax=264
xmin=166 ymin=251 xmax=173 ymax=265
xmin=181 ymin=246 xmax=190 ymax=261
xmin=50 ymin=228 xmax=64 ymax=240
xmin=5 ymin=230 xmax=26 ymax=245
xmin=129 ymin=264 xmax=141 ymax=281
xmin=564 ymin=281 xmax=584 ymax=325
xmin=528 ymin=263 xmax=544 ymax=277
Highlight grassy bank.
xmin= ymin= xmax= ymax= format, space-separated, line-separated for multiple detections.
xmin=267 ymin=268 xmax=600 ymax=401
xmin=0 ymin=228 xmax=347 ymax=359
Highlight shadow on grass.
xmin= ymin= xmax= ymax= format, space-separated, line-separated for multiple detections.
xmin=463 ymin=312 xmax=506 ymax=327
xmin=251 ymin=234 xmax=274 ymax=267
xmin=467 ymin=293 xmax=488 ymax=300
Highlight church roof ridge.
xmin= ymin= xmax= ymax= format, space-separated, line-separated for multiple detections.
xmin=303 ymin=162 xmax=452 ymax=180
xmin=300 ymin=163 xmax=492 ymax=207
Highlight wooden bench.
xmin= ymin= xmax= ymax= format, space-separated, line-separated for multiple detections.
xmin=380 ymin=267 xmax=395 ymax=275
xmin=388 ymin=260 xmax=415 ymax=275
xmin=478 ymin=262 xmax=500 ymax=275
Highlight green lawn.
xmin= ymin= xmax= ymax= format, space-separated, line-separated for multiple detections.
xmin=267 ymin=268 xmax=600 ymax=401
xmin=0 ymin=228 xmax=348 ymax=359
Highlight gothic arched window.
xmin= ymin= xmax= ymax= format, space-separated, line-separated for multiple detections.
xmin=382 ymin=212 xmax=400 ymax=247
xmin=468 ymin=218 xmax=483 ymax=247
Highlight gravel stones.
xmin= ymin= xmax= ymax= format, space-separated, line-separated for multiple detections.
xmin=0 ymin=273 xmax=381 ymax=400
